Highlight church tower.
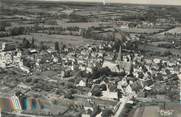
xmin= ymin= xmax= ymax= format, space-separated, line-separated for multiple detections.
xmin=117 ymin=45 xmax=123 ymax=61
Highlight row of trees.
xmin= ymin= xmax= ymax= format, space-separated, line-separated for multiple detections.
xmin=81 ymin=27 xmax=115 ymax=41
xmin=10 ymin=27 xmax=27 ymax=36
xmin=0 ymin=22 xmax=11 ymax=31
xmin=0 ymin=26 xmax=81 ymax=38
xmin=19 ymin=37 xmax=65 ymax=53
xmin=18 ymin=38 xmax=47 ymax=51
xmin=69 ymin=14 xmax=89 ymax=22
xmin=1 ymin=23 xmax=81 ymax=37
xmin=35 ymin=26 xmax=80 ymax=32
xmin=19 ymin=38 xmax=35 ymax=49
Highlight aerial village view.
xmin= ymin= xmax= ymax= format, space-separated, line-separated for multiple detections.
xmin=0 ymin=0 xmax=181 ymax=117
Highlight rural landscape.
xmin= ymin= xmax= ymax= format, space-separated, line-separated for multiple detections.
xmin=0 ymin=0 xmax=181 ymax=117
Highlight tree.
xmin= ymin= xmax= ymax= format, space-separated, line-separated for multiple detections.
xmin=142 ymin=65 xmax=148 ymax=73
xmin=0 ymin=23 xmax=5 ymax=31
xmin=91 ymin=85 xmax=102 ymax=97
xmin=39 ymin=41 xmax=47 ymax=50
xmin=101 ymin=109 xmax=113 ymax=117
xmin=113 ymin=39 xmax=122 ymax=52
xmin=67 ymin=82 xmax=75 ymax=89
xmin=91 ymin=105 xmax=101 ymax=117
xmin=92 ymin=89 xmax=102 ymax=97
xmin=64 ymin=92 xmax=74 ymax=99
xmin=10 ymin=27 xmax=25 ymax=36
xmin=54 ymin=41 xmax=60 ymax=52
xmin=138 ymin=72 xmax=144 ymax=79
xmin=0 ymin=22 xmax=11 ymax=31
xmin=60 ymin=42 xmax=66 ymax=51
xmin=100 ymin=84 xmax=107 ymax=91
xmin=31 ymin=37 xmax=35 ymax=48
xmin=162 ymin=51 xmax=172 ymax=57
xmin=91 ymin=67 xmax=111 ymax=79
xmin=22 ymin=38 xmax=30 ymax=48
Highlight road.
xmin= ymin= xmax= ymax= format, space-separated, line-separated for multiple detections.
xmin=114 ymin=95 xmax=133 ymax=117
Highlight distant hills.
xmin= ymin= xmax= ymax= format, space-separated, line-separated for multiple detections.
xmin=2 ymin=0 xmax=181 ymax=6
xmin=23 ymin=0 xmax=181 ymax=6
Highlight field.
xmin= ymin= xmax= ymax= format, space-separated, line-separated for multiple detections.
xmin=155 ymin=27 xmax=181 ymax=38
xmin=160 ymin=27 xmax=181 ymax=34
xmin=138 ymin=44 xmax=181 ymax=56
xmin=74 ymin=10 xmax=115 ymax=16
xmin=150 ymin=41 xmax=171 ymax=46
xmin=0 ymin=33 xmax=102 ymax=47
xmin=57 ymin=20 xmax=102 ymax=28
xmin=118 ymin=28 xmax=163 ymax=34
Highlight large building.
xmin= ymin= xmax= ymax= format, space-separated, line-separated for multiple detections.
xmin=102 ymin=45 xmax=133 ymax=74
xmin=116 ymin=45 xmax=133 ymax=74
xmin=0 ymin=42 xmax=22 ymax=68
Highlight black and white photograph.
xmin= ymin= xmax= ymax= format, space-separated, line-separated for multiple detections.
xmin=0 ymin=0 xmax=181 ymax=117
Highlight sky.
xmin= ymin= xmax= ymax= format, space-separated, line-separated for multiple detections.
xmin=40 ymin=0 xmax=181 ymax=5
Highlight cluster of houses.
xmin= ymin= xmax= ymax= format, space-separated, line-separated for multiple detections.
xmin=62 ymin=45 xmax=104 ymax=75
xmin=0 ymin=42 xmax=30 ymax=73
xmin=0 ymin=37 xmax=181 ymax=117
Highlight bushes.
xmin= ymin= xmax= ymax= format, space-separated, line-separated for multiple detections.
xmin=92 ymin=89 xmax=102 ymax=97
xmin=101 ymin=109 xmax=113 ymax=117
xmin=10 ymin=27 xmax=25 ymax=36
xmin=64 ymin=92 xmax=74 ymax=99
xmin=54 ymin=41 xmax=60 ymax=52
xmin=44 ymin=20 xmax=57 ymax=25
xmin=22 ymin=38 xmax=31 ymax=48
xmin=162 ymin=50 xmax=172 ymax=57
xmin=91 ymin=85 xmax=102 ymax=97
